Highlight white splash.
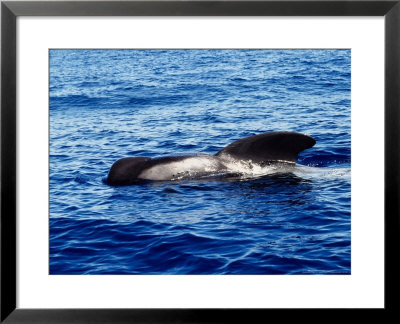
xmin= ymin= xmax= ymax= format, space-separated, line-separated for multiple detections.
xmin=218 ymin=154 xmax=296 ymax=179
xmin=292 ymin=164 xmax=351 ymax=180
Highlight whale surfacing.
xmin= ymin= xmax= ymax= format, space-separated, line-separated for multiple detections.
xmin=106 ymin=131 xmax=316 ymax=185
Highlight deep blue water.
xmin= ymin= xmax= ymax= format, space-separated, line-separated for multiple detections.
xmin=49 ymin=49 xmax=351 ymax=275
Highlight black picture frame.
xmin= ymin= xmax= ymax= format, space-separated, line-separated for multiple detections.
xmin=1 ymin=0 xmax=399 ymax=322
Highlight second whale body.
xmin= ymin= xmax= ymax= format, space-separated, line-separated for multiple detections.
xmin=106 ymin=131 xmax=316 ymax=186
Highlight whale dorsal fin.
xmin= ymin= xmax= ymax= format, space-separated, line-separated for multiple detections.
xmin=215 ymin=131 xmax=316 ymax=164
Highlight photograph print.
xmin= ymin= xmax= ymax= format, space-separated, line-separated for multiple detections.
xmin=49 ymin=49 xmax=351 ymax=275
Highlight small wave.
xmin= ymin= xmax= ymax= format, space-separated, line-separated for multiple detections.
xmin=74 ymin=175 xmax=88 ymax=184
xmin=127 ymin=94 xmax=190 ymax=107
xmin=50 ymin=94 xmax=102 ymax=107
xmin=162 ymin=187 xmax=181 ymax=194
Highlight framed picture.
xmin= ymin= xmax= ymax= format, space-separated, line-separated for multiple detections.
xmin=1 ymin=0 xmax=399 ymax=322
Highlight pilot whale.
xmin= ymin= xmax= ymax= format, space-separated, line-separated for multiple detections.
xmin=106 ymin=131 xmax=316 ymax=186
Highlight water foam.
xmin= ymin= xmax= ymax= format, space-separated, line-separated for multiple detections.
xmin=219 ymin=155 xmax=296 ymax=180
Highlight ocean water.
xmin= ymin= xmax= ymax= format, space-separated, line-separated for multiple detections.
xmin=49 ymin=49 xmax=351 ymax=275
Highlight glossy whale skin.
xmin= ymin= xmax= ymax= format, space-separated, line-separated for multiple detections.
xmin=106 ymin=131 xmax=316 ymax=186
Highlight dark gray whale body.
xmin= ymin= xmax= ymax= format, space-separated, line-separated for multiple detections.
xmin=106 ymin=131 xmax=316 ymax=186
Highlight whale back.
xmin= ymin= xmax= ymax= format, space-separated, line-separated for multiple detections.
xmin=215 ymin=131 xmax=316 ymax=164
